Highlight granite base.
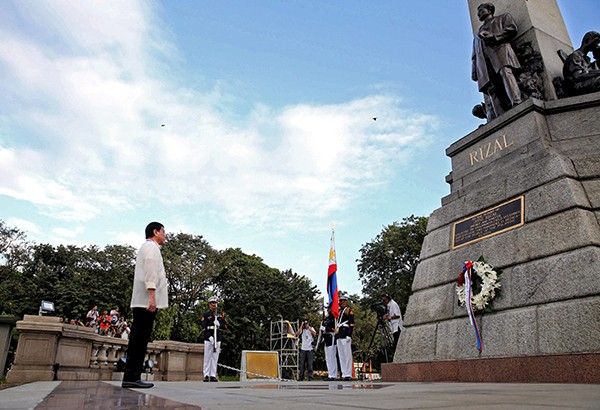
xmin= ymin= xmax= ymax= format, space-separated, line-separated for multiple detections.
xmin=382 ymin=353 xmax=600 ymax=384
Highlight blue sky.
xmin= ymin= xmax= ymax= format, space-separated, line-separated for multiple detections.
xmin=1 ymin=1 xmax=598 ymax=298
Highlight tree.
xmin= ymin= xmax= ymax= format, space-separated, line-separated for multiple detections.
xmin=0 ymin=220 xmax=32 ymax=315
xmin=0 ymin=220 xmax=136 ymax=321
xmin=161 ymin=232 xmax=218 ymax=341
xmin=212 ymin=248 xmax=319 ymax=371
xmin=0 ymin=220 xmax=29 ymax=261
xmin=357 ymin=215 xmax=428 ymax=313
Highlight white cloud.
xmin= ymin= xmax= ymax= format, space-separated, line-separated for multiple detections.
xmin=53 ymin=225 xmax=85 ymax=240
xmin=0 ymin=1 xmax=438 ymax=233
xmin=5 ymin=217 xmax=40 ymax=236
xmin=113 ymin=230 xmax=144 ymax=249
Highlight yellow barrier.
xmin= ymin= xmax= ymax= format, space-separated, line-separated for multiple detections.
xmin=240 ymin=350 xmax=279 ymax=381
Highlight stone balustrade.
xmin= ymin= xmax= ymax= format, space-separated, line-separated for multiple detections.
xmin=6 ymin=315 xmax=204 ymax=384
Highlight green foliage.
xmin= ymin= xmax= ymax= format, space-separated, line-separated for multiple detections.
xmin=0 ymin=222 xmax=33 ymax=316
xmin=357 ymin=215 xmax=428 ymax=313
xmin=0 ymin=225 xmax=136 ymax=320
xmin=213 ymin=248 xmax=319 ymax=372
xmin=152 ymin=305 xmax=178 ymax=340
xmin=161 ymin=232 xmax=217 ymax=341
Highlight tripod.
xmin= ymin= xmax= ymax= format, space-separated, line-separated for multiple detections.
xmin=366 ymin=318 xmax=394 ymax=364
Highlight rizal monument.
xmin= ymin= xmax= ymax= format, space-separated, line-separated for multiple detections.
xmin=383 ymin=0 xmax=600 ymax=383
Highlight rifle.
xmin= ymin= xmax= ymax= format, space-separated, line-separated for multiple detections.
xmin=213 ymin=304 xmax=218 ymax=353
xmin=314 ymin=298 xmax=325 ymax=352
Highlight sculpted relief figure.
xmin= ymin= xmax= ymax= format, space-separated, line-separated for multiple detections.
xmin=563 ymin=31 xmax=600 ymax=96
xmin=472 ymin=3 xmax=523 ymax=121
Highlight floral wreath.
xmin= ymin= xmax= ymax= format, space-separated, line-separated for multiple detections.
xmin=456 ymin=258 xmax=501 ymax=311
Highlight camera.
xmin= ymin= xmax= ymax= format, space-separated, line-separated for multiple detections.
xmin=370 ymin=302 xmax=387 ymax=319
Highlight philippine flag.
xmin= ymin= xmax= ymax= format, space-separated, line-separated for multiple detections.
xmin=327 ymin=230 xmax=339 ymax=318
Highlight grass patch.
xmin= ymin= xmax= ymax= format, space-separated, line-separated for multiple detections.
xmin=218 ymin=374 xmax=240 ymax=382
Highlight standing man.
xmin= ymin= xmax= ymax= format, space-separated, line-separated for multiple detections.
xmin=295 ymin=319 xmax=316 ymax=381
xmin=335 ymin=293 xmax=354 ymax=381
xmin=382 ymin=293 xmax=403 ymax=354
xmin=202 ymin=296 xmax=226 ymax=382
xmin=322 ymin=305 xmax=338 ymax=381
xmin=85 ymin=305 xmax=99 ymax=328
xmin=471 ymin=2 xmax=522 ymax=120
xmin=122 ymin=222 xmax=168 ymax=389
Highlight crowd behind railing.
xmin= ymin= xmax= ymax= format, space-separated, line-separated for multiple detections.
xmin=62 ymin=305 xmax=131 ymax=339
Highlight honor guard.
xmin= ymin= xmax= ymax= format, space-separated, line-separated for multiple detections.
xmin=335 ymin=293 xmax=354 ymax=380
xmin=202 ymin=296 xmax=226 ymax=382
xmin=322 ymin=305 xmax=338 ymax=380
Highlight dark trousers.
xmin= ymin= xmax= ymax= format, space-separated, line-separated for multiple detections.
xmin=298 ymin=349 xmax=313 ymax=380
xmin=392 ymin=330 xmax=400 ymax=352
xmin=124 ymin=308 xmax=156 ymax=382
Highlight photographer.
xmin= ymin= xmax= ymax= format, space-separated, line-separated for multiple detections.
xmin=295 ymin=319 xmax=316 ymax=381
xmin=382 ymin=293 xmax=403 ymax=352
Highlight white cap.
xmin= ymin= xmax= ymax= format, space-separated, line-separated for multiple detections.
xmin=339 ymin=292 xmax=349 ymax=300
xmin=208 ymin=296 xmax=218 ymax=303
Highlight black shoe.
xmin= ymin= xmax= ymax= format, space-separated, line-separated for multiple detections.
xmin=121 ymin=380 xmax=154 ymax=389
xmin=210 ymin=377 xmax=218 ymax=382
xmin=343 ymin=377 xmax=352 ymax=381
xmin=203 ymin=376 xmax=209 ymax=382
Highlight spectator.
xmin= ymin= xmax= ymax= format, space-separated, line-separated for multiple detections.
xmin=98 ymin=310 xmax=111 ymax=336
xmin=114 ymin=317 xmax=129 ymax=339
xmin=86 ymin=305 xmax=99 ymax=327
xmin=120 ymin=322 xmax=131 ymax=340
xmin=110 ymin=307 xmax=120 ymax=325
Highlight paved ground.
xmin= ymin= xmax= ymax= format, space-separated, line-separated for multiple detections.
xmin=0 ymin=380 xmax=599 ymax=409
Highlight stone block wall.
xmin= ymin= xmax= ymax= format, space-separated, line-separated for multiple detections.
xmin=395 ymin=92 xmax=600 ymax=365
xmin=6 ymin=315 xmax=204 ymax=383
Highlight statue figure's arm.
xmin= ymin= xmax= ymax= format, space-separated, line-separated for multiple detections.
xmin=488 ymin=13 xmax=518 ymax=45
xmin=569 ymin=53 xmax=600 ymax=80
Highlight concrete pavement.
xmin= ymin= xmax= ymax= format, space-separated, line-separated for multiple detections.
xmin=0 ymin=380 xmax=599 ymax=409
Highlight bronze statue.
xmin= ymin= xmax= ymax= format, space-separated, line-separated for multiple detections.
xmin=472 ymin=3 xmax=523 ymax=120
xmin=563 ymin=31 xmax=600 ymax=96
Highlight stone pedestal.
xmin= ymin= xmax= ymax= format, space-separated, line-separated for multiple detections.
xmin=186 ymin=343 xmax=205 ymax=381
xmin=153 ymin=340 xmax=204 ymax=381
xmin=384 ymin=92 xmax=600 ymax=383
xmin=7 ymin=315 xmax=63 ymax=383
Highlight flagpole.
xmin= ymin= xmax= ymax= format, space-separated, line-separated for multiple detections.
xmin=327 ymin=226 xmax=339 ymax=319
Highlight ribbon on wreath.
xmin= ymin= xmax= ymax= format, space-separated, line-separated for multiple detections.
xmin=462 ymin=260 xmax=483 ymax=353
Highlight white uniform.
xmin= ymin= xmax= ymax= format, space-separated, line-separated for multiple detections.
xmin=335 ymin=306 xmax=354 ymax=379
xmin=203 ymin=311 xmax=224 ymax=379
xmin=323 ymin=314 xmax=338 ymax=379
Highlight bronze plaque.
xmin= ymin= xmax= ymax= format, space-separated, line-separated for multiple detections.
xmin=452 ymin=196 xmax=524 ymax=249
